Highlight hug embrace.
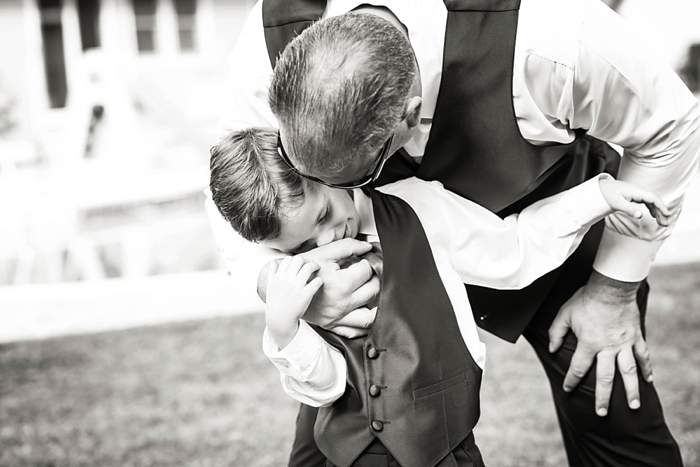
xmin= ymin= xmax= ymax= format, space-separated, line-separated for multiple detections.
xmin=209 ymin=0 xmax=700 ymax=466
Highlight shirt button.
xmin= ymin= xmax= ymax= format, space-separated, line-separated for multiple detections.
xmin=371 ymin=420 xmax=384 ymax=432
xmin=479 ymin=314 xmax=489 ymax=321
xmin=369 ymin=384 xmax=381 ymax=397
xmin=367 ymin=347 xmax=379 ymax=359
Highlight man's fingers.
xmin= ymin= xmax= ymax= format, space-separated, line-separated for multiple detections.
xmin=349 ymin=275 xmax=380 ymax=310
xmin=335 ymin=307 xmax=377 ymax=329
xmin=595 ymin=351 xmax=616 ymax=417
xmin=302 ymin=277 xmax=324 ymax=302
xmin=276 ymin=256 xmax=292 ymax=273
xmin=298 ymin=261 xmax=320 ymax=283
xmin=329 ymin=325 xmax=369 ymax=339
xmin=548 ymin=307 xmax=571 ymax=353
xmin=340 ymin=259 xmax=375 ymax=290
xmin=300 ymin=238 xmax=372 ymax=262
xmin=617 ymin=348 xmax=641 ymax=410
xmin=563 ymin=347 xmax=595 ymax=392
xmin=634 ymin=338 xmax=654 ymax=383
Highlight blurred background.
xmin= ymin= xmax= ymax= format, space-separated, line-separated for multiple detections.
xmin=0 ymin=0 xmax=698 ymax=466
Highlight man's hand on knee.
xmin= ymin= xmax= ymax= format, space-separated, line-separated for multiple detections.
xmin=548 ymin=271 xmax=653 ymax=417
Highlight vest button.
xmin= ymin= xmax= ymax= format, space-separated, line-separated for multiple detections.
xmin=370 ymin=420 xmax=384 ymax=432
xmin=367 ymin=347 xmax=379 ymax=359
xmin=369 ymin=384 xmax=381 ymax=397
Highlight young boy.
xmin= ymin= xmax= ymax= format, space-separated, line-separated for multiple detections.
xmin=209 ymin=127 xmax=671 ymax=467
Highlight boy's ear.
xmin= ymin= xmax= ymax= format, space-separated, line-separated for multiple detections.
xmin=404 ymin=96 xmax=423 ymax=129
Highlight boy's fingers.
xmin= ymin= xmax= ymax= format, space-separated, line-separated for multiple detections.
xmin=639 ymin=192 xmax=671 ymax=216
xmin=276 ymin=256 xmax=293 ymax=273
xmin=628 ymin=189 xmax=671 ymax=217
xmin=300 ymin=238 xmax=372 ymax=263
xmin=349 ymin=275 xmax=380 ymax=310
xmin=619 ymin=199 xmax=645 ymax=219
xmin=646 ymin=203 xmax=671 ymax=227
xmin=287 ymin=255 xmax=305 ymax=274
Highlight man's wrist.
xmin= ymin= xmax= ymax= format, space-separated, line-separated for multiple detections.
xmin=588 ymin=270 xmax=641 ymax=302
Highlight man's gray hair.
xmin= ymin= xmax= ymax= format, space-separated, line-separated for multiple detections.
xmin=269 ymin=12 xmax=416 ymax=179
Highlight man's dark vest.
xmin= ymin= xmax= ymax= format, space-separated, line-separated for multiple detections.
xmin=316 ymin=190 xmax=482 ymax=467
xmin=262 ymin=0 xmax=620 ymax=343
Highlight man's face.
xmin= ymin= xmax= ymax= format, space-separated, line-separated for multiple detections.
xmin=260 ymin=185 xmax=359 ymax=254
xmin=279 ymin=91 xmax=422 ymax=188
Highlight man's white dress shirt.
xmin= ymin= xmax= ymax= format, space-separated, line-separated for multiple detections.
xmin=214 ymin=0 xmax=700 ymax=284
xmin=263 ymin=175 xmax=614 ymax=407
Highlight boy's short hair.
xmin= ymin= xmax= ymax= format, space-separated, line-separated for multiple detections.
xmin=209 ymin=127 xmax=314 ymax=242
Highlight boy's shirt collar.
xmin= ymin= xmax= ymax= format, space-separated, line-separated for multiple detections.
xmin=353 ymin=188 xmax=379 ymax=243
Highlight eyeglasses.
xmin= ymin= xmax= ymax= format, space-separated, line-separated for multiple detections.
xmin=276 ymin=133 xmax=394 ymax=189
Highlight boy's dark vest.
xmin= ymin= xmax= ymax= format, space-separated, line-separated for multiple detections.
xmin=262 ymin=0 xmax=620 ymax=343
xmin=316 ymin=189 xmax=482 ymax=467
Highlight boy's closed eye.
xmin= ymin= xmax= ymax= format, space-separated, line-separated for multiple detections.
xmin=287 ymin=202 xmax=333 ymax=254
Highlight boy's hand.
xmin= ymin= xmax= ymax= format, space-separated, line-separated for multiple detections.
xmin=299 ymin=239 xmax=380 ymax=338
xmin=256 ymin=239 xmax=379 ymax=339
xmin=599 ymin=177 xmax=673 ymax=226
xmin=266 ymin=256 xmax=323 ymax=349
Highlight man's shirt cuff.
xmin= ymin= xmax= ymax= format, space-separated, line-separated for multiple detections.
xmin=593 ymin=230 xmax=660 ymax=282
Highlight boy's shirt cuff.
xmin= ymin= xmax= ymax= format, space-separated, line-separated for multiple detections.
xmin=557 ymin=174 xmax=613 ymax=235
xmin=262 ymin=320 xmax=331 ymax=381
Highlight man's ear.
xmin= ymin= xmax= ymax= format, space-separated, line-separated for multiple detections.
xmin=404 ymin=96 xmax=422 ymax=129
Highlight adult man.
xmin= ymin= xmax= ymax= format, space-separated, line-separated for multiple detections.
xmin=218 ymin=0 xmax=699 ymax=465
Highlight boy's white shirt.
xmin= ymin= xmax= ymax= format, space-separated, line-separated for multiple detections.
xmin=263 ymin=175 xmax=620 ymax=407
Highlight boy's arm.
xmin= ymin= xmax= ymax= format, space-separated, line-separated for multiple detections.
xmin=380 ymin=175 xmax=670 ymax=290
xmin=262 ymin=321 xmax=347 ymax=408
xmin=263 ymin=256 xmax=347 ymax=408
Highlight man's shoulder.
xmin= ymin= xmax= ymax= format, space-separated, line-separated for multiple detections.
xmin=516 ymin=0 xmax=583 ymax=68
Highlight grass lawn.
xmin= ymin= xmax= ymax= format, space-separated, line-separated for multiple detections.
xmin=1 ymin=263 xmax=699 ymax=466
